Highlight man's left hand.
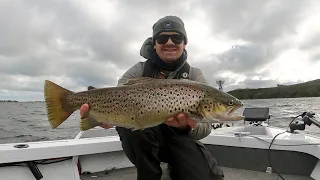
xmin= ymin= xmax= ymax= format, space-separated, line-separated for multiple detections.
xmin=165 ymin=112 xmax=197 ymax=129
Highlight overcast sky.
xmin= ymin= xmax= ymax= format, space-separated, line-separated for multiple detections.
xmin=1 ymin=0 xmax=320 ymax=101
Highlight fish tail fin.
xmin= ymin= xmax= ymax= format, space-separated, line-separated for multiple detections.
xmin=44 ymin=80 xmax=75 ymax=129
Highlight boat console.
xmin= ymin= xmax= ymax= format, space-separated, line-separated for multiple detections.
xmin=243 ymin=107 xmax=271 ymax=125
xmin=227 ymin=107 xmax=272 ymax=136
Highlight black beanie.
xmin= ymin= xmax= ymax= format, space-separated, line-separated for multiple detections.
xmin=152 ymin=16 xmax=188 ymax=45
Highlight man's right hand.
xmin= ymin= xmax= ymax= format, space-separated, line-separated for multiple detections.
xmin=80 ymin=104 xmax=113 ymax=129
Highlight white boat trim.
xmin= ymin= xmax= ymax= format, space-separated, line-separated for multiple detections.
xmin=1 ymin=124 xmax=320 ymax=180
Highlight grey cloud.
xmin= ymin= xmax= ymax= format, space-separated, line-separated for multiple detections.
xmin=299 ymin=32 xmax=320 ymax=51
xmin=0 ymin=55 xmax=54 ymax=77
xmin=216 ymin=44 xmax=268 ymax=73
xmin=191 ymin=0 xmax=315 ymax=80
xmin=299 ymin=32 xmax=320 ymax=62
xmin=1 ymin=0 xmax=138 ymax=66
xmin=0 ymin=90 xmax=43 ymax=101
xmin=238 ymin=79 xmax=279 ymax=89
xmin=224 ymin=79 xmax=302 ymax=92
xmin=0 ymin=74 xmax=42 ymax=92
xmin=65 ymin=61 xmax=122 ymax=88
xmin=191 ymin=43 xmax=274 ymax=84
xmin=187 ymin=0 xmax=315 ymax=83
xmin=197 ymin=0 xmax=311 ymax=44
xmin=0 ymin=0 xmax=320 ymax=101
xmin=0 ymin=0 xmax=139 ymax=85
xmin=119 ymin=0 xmax=193 ymax=17
xmin=0 ymin=2 xmax=52 ymax=57
xmin=311 ymin=53 xmax=320 ymax=62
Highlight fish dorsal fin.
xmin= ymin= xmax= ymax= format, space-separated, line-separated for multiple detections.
xmin=119 ymin=77 xmax=154 ymax=85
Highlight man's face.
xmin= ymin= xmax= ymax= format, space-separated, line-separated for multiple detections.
xmin=154 ymin=32 xmax=185 ymax=63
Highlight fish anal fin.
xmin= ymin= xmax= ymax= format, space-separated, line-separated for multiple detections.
xmin=130 ymin=121 xmax=145 ymax=132
xmin=80 ymin=116 xmax=101 ymax=131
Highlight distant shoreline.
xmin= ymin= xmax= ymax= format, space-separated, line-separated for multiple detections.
xmin=2 ymin=79 xmax=319 ymax=102
xmin=228 ymin=79 xmax=320 ymax=100
xmin=0 ymin=100 xmax=44 ymax=103
xmin=1 ymin=97 xmax=320 ymax=103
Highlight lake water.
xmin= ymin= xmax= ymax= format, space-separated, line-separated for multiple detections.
xmin=1 ymin=97 xmax=320 ymax=144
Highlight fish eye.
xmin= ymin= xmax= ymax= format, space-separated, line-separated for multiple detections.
xmin=227 ymin=100 xmax=234 ymax=106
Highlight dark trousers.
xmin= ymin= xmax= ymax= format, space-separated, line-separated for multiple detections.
xmin=116 ymin=124 xmax=224 ymax=180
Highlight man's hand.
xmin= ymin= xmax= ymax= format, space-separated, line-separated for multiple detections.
xmin=165 ymin=112 xmax=197 ymax=129
xmin=80 ymin=104 xmax=113 ymax=129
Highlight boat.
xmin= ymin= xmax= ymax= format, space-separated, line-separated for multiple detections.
xmin=1 ymin=107 xmax=320 ymax=180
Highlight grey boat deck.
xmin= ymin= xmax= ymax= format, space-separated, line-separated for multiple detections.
xmin=80 ymin=165 xmax=314 ymax=180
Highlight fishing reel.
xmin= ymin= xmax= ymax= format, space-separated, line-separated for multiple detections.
xmin=289 ymin=112 xmax=320 ymax=133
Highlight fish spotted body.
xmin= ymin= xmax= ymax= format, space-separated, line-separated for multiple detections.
xmin=44 ymin=77 xmax=244 ymax=131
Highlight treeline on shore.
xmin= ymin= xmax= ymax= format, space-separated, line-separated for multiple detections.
xmin=0 ymin=100 xmax=44 ymax=102
xmin=228 ymin=79 xmax=320 ymax=100
xmin=2 ymin=79 xmax=320 ymax=102
xmin=0 ymin=100 xmax=19 ymax=102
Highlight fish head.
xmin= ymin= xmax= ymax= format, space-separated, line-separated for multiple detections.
xmin=199 ymin=89 xmax=244 ymax=123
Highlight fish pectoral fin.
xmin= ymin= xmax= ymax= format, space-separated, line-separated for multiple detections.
xmin=197 ymin=118 xmax=213 ymax=123
xmin=225 ymin=115 xmax=245 ymax=121
xmin=80 ymin=115 xmax=101 ymax=131
xmin=120 ymin=77 xmax=154 ymax=85
xmin=198 ymin=108 xmax=223 ymax=123
xmin=188 ymin=113 xmax=204 ymax=122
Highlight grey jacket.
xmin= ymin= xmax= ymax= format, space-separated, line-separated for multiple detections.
xmin=117 ymin=61 xmax=212 ymax=140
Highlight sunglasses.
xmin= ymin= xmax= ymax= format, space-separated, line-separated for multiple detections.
xmin=154 ymin=34 xmax=184 ymax=45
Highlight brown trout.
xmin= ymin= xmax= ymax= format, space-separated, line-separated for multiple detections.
xmin=44 ymin=77 xmax=244 ymax=131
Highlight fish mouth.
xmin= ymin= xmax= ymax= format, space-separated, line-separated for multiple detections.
xmin=205 ymin=104 xmax=244 ymax=123
xmin=225 ymin=105 xmax=244 ymax=121
xmin=227 ymin=105 xmax=240 ymax=116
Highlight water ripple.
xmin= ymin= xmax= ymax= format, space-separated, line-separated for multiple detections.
xmin=0 ymin=98 xmax=320 ymax=144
